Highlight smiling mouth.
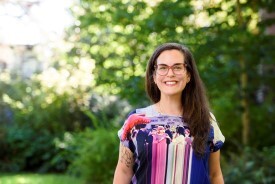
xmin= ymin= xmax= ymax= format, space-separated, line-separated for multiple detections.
xmin=165 ymin=81 xmax=177 ymax=85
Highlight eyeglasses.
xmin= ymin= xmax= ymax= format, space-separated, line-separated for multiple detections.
xmin=155 ymin=63 xmax=187 ymax=76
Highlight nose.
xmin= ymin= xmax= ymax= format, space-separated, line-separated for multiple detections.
xmin=167 ymin=67 xmax=175 ymax=76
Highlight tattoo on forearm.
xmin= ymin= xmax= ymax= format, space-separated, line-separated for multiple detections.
xmin=119 ymin=145 xmax=134 ymax=168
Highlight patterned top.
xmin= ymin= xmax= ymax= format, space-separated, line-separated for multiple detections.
xmin=118 ymin=105 xmax=225 ymax=184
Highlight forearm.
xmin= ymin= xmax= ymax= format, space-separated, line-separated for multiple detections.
xmin=210 ymin=173 xmax=224 ymax=184
xmin=113 ymin=143 xmax=134 ymax=184
xmin=209 ymin=150 xmax=224 ymax=184
xmin=113 ymin=166 xmax=133 ymax=184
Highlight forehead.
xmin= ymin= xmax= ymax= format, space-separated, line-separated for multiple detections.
xmin=156 ymin=49 xmax=184 ymax=65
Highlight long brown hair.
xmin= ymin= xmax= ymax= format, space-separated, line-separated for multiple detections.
xmin=145 ymin=43 xmax=211 ymax=156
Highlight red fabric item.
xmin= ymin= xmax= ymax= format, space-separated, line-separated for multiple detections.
xmin=121 ymin=114 xmax=150 ymax=141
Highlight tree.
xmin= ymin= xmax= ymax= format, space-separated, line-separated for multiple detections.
xmin=67 ymin=0 xmax=275 ymax=150
xmin=192 ymin=0 xmax=275 ymax=148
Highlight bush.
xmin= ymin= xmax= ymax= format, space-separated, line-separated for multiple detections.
xmin=0 ymin=125 xmax=58 ymax=172
xmin=0 ymin=70 xmax=128 ymax=175
xmin=68 ymin=128 xmax=119 ymax=184
xmin=223 ymin=146 xmax=275 ymax=184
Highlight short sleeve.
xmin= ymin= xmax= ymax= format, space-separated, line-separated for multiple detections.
xmin=117 ymin=110 xmax=136 ymax=152
xmin=209 ymin=113 xmax=225 ymax=152
xmin=117 ymin=126 xmax=129 ymax=147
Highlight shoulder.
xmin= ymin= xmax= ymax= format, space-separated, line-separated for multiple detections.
xmin=135 ymin=105 xmax=158 ymax=117
xmin=209 ymin=112 xmax=225 ymax=151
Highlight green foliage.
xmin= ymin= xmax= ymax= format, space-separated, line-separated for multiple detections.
xmin=192 ymin=0 xmax=275 ymax=149
xmin=68 ymin=128 xmax=119 ymax=184
xmin=0 ymin=62 xmax=129 ymax=173
xmin=0 ymin=68 xmax=92 ymax=172
xmin=69 ymin=0 xmax=201 ymax=107
xmin=0 ymin=0 xmax=274 ymax=180
xmin=51 ymin=132 xmax=77 ymax=172
xmin=0 ymin=73 xmax=90 ymax=133
xmin=0 ymin=173 xmax=85 ymax=184
xmin=223 ymin=146 xmax=275 ymax=184
xmin=0 ymin=71 xmax=128 ymax=173
xmin=86 ymin=93 xmax=131 ymax=129
xmin=0 ymin=124 xmax=59 ymax=172
xmin=67 ymin=0 xmax=275 ymax=150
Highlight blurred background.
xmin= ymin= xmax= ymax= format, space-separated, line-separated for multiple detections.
xmin=0 ymin=0 xmax=274 ymax=183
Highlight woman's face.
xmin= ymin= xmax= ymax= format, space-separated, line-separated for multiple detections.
xmin=153 ymin=49 xmax=190 ymax=98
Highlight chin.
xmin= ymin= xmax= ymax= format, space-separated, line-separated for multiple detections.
xmin=161 ymin=91 xmax=183 ymax=97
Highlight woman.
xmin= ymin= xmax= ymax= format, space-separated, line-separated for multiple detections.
xmin=113 ymin=43 xmax=225 ymax=184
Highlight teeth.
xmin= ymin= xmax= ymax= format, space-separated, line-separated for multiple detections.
xmin=165 ymin=81 xmax=176 ymax=85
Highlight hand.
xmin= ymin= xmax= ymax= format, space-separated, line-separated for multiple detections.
xmin=121 ymin=114 xmax=150 ymax=141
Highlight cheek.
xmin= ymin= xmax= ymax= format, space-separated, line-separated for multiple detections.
xmin=178 ymin=76 xmax=186 ymax=82
xmin=180 ymin=75 xmax=190 ymax=83
xmin=153 ymin=75 xmax=161 ymax=89
xmin=154 ymin=75 xmax=163 ymax=84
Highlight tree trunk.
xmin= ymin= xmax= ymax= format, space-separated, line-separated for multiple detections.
xmin=240 ymin=58 xmax=249 ymax=145
xmin=236 ymin=0 xmax=250 ymax=145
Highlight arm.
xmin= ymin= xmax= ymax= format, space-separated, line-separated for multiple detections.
xmin=209 ymin=150 xmax=224 ymax=184
xmin=113 ymin=143 xmax=134 ymax=184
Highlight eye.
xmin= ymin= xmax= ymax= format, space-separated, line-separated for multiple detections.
xmin=173 ymin=65 xmax=183 ymax=70
xmin=158 ymin=65 xmax=168 ymax=70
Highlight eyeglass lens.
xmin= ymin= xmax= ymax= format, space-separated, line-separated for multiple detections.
xmin=155 ymin=63 xmax=186 ymax=76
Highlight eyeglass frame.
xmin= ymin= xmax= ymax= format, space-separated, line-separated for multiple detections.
xmin=154 ymin=63 xmax=188 ymax=76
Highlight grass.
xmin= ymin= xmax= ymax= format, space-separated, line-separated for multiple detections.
xmin=0 ymin=173 xmax=85 ymax=184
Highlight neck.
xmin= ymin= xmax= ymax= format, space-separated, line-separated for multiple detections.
xmin=157 ymin=95 xmax=183 ymax=116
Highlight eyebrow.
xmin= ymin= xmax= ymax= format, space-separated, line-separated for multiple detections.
xmin=157 ymin=63 xmax=184 ymax=66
